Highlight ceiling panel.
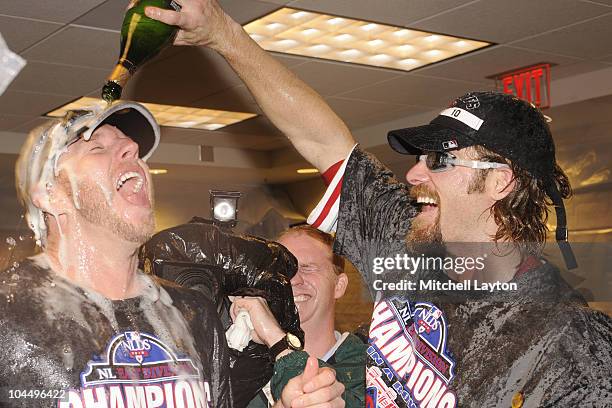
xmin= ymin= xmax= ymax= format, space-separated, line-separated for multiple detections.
xmin=160 ymin=125 xmax=282 ymax=150
xmin=9 ymin=117 xmax=52 ymax=134
xmin=0 ymin=114 xmax=36 ymax=131
xmin=219 ymin=0 xmax=281 ymax=24
xmin=0 ymin=16 xmax=62 ymax=53
xmin=289 ymin=60 xmax=401 ymax=97
xmin=73 ymin=0 xmax=129 ymax=30
xmin=345 ymin=104 xmax=433 ymax=130
xmin=0 ymin=91 xmax=71 ymax=117
xmin=221 ymin=115 xmax=284 ymax=138
xmin=22 ymin=26 xmax=119 ymax=69
xmin=337 ymin=74 xmax=492 ymax=107
xmin=417 ymin=45 xmax=579 ymax=82
xmin=0 ymin=0 xmax=106 ymax=23
xmin=411 ymin=0 xmax=609 ymax=43
xmin=287 ymin=0 xmax=474 ymax=27
xmin=325 ymin=96 xmax=409 ymax=126
xmin=192 ymin=85 xmax=262 ymax=113
xmin=7 ymin=61 xmax=108 ymax=96
xmin=122 ymin=47 xmax=243 ymax=105
xmin=551 ymin=60 xmax=612 ymax=79
xmin=512 ymin=13 xmax=612 ymax=58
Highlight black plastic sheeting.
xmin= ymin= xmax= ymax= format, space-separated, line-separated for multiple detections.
xmin=140 ymin=217 xmax=303 ymax=408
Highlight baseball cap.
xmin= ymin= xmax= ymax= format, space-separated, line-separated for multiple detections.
xmin=387 ymin=91 xmax=577 ymax=269
xmin=15 ymin=101 xmax=160 ymax=246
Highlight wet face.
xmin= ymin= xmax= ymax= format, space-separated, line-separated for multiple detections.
xmin=405 ymin=148 xmax=494 ymax=244
xmin=278 ymin=233 xmax=346 ymax=327
xmin=56 ymin=124 xmax=155 ymax=244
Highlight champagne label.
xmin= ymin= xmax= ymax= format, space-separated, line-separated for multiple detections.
xmin=170 ymin=0 xmax=182 ymax=11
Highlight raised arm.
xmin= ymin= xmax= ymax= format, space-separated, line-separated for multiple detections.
xmin=145 ymin=0 xmax=355 ymax=171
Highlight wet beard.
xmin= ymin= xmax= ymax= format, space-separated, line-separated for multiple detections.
xmin=406 ymin=210 xmax=444 ymax=255
xmin=406 ymin=184 xmax=444 ymax=256
xmin=64 ymin=175 xmax=155 ymax=244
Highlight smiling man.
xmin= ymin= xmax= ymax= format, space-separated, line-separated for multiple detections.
xmin=0 ymin=102 xmax=344 ymax=408
xmin=0 ymin=103 xmax=232 ymax=408
xmin=146 ymin=1 xmax=612 ymax=406
xmin=235 ymin=225 xmax=366 ymax=407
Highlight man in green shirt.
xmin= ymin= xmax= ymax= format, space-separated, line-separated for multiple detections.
xmin=234 ymin=225 xmax=366 ymax=407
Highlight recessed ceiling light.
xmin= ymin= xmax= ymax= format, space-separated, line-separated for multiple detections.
xmin=149 ymin=169 xmax=168 ymax=175
xmin=297 ymin=168 xmax=319 ymax=174
xmin=45 ymin=97 xmax=257 ymax=131
xmin=244 ymin=8 xmax=491 ymax=72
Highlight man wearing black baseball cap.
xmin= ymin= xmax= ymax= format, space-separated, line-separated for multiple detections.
xmin=150 ymin=2 xmax=612 ymax=405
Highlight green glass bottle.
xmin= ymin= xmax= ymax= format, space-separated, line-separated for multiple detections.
xmin=101 ymin=0 xmax=181 ymax=104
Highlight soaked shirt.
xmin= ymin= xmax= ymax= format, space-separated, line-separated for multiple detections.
xmin=334 ymin=148 xmax=612 ymax=407
xmin=0 ymin=255 xmax=232 ymax=408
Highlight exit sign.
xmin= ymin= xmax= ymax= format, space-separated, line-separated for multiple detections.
xmin=497 ymin=63 xmax=551 ymax=109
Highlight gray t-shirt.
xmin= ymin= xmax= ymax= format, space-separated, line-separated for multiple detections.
xmin=0 ymin=255 xmax=232 ymax=407
xmin=334 ymin=147 xmax=612 ymax=407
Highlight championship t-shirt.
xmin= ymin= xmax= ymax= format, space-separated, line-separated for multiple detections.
xmin=0 ymin=255 xmax=232 ymax=408
xmin=315 ymin=147 xmax=612 ymax=407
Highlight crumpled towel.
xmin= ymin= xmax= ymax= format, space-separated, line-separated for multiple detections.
xmin=226 ymin=309 xmax=253 ymax=352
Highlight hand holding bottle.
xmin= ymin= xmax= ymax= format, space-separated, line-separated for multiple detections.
xmin=144 ymin=0 xmax=238 ymax=53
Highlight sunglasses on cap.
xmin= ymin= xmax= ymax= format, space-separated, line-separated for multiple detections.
xmin=417 ymin=151 xmax=510 ymax=173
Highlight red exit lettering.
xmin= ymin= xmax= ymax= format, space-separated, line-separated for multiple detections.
xmin=499 ymin=64 xmax=551 ymax=108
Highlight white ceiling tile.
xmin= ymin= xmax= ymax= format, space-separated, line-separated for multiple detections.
xmin=9 ymin=117 xmax=52 ymax=133
xmin=325 ymin=97 xmax=408 ymax=126
xmin=122 ymin=47 xmax=243 ymax=105
xmin=552 ymin=60 xmax=612 ymax=79
xmin=512 ymin=13 xmax=612 ymax=58
xmin=337 ymin=74 xmax=492 ymax=107
xmin=192 ymin=85 xmax=262 ymax=113
xmin=160 ymin=125 xmax=282 ymax=150
xmin=0 ymin=16 xmax=62 ymax=53
xmin=348 ymin=105 xmax=433 ymax=130
xmin=286 ymin=0 xmax=471 ymax=26
xmin=272 ymin=52 xmax=311 ymax=68
xmin=73 ymin=0 xmax=129 ymax=30
xmin=0 ymin=114 xmax=36 ymax=131
xmin=0 ymin=91 xmax=71 ymax=116
xmin=7 ymin=61 xmax=108 ymax=96
xmin=0 ymin=0 xmax=107 ymax=23
xmin=411 ymin=0 xmax=609 ymax=43
xmin=290 ymin=60 xmax=401 ymax=96
xmin=222 ymin=115 xmax=283 ymax=137
xmin=22 ymin=26 xmax=120 ymax=69
xmin=417 ymin=46 xmax=580 ymax=82
xmin=220 ymin=0 xmax=280 ymax=24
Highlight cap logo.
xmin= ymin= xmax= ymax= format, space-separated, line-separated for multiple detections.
xmin=442 ymin=140 xmax=458 ymax=149
xmin=460 ymin=95 xmax=480 ymax=110
xmin=439 ymin=107 xmax=483 ymax=131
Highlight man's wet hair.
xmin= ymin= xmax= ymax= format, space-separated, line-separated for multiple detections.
xmin=466 ymin=144 xmax=572 ymax=257
xmin=278 ymin=225 xmax=345 ymax=275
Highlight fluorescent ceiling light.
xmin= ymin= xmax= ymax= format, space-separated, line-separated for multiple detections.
xmin=297 ymin=168 xmax=319 ymax=174
xmin=149 ymin=169 xmax=168 ymax=175
xmin=46 ymin=97 xmax=257 ymax=131
xmin=244 ymin=8 xmax=491 ymax=71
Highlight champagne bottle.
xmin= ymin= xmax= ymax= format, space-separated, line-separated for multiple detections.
xmin=101 ymin=0 xmax=181 ymax=104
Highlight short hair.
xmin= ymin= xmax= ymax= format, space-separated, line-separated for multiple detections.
xmin=278 ymin=225 xmax=345 ymax=275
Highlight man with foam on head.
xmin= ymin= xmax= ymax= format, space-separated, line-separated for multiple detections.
xmin=2 ymin=102 xmax=345 ymax=408
xmin=235 ymin=225 xmax=366 ymax=407
xmin=146 ymin=1 xmax=612 ymax=406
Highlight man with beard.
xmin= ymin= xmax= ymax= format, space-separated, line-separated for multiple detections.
xmin=0 ymin=103 xmax=345 ymax=408
xmin=147 ymin=0 xmax=612 ymax=406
